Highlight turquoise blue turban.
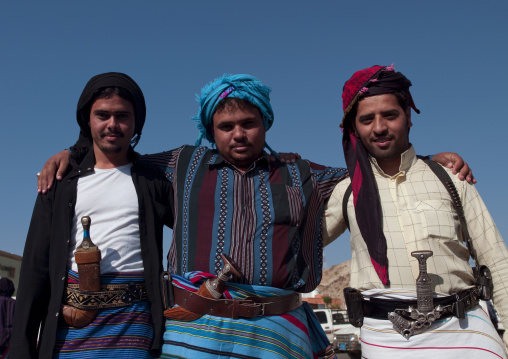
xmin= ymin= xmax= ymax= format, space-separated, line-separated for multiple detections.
xmin=192 ymin=74 xmax=276 ymax=156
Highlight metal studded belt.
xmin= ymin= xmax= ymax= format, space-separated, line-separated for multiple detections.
xmin=362 ymin=289 xmax=479 ymax=320
xmin=64 ymin=282 xmax=148 ymax=310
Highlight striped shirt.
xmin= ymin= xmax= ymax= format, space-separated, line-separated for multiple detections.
xmin=142 ymin=145 xmax=348 ymax=292
xmin=323 ymin=145 xmax=508 ymax=328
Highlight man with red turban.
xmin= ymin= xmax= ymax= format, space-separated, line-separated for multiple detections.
xmin=323 ymin=64 xmax=508 ymax=358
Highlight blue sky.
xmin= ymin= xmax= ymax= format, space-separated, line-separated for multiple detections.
xmin=1 ymin=1 xmax=507 ymax=268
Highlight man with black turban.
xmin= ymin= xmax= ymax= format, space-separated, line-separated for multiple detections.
xmin=11 ymin=73 xmax=173 ymax=358
xmin=323 ymin=64 xmax=508 ymax=357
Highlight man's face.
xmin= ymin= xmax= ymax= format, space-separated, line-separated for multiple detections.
xmin=212 ymin=102 xmax=266 ymax=172
xmin=89 ymin=94 xmax=135 ymax=157
xmin=353 ymin=93 xmax=412 ymax=165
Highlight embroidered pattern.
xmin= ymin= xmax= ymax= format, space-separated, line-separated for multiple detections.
xmin=258 ymin=168 xmax=270 ymax=285
xmin=182 ymin=147 xmax=206 ymax=273
xmin=215 ymin=167 xmax=229 ymax=274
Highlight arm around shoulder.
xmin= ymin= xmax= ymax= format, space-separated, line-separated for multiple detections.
xmin=322 ymin=179 xmax=351 ymax=246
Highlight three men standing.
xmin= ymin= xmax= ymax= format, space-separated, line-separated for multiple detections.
xmin=22 ymin=71 xmax=476 ymax=359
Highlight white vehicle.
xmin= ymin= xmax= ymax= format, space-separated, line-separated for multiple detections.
xmin=313 ymin=309 xmax=361 ymax=358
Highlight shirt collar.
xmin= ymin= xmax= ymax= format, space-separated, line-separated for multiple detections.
xmin=369 ymin=144 xmax=417 ymax=176
xmin=209 ymin=150 xmax=271 ymax=172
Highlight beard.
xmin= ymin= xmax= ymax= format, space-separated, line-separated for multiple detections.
xmin=93 ymin=130 xmax=126 ymax=154
xmin=96 ymin=142 xmax=123 ymax=154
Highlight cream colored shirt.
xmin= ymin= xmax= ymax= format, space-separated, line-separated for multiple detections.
xmin=323 ymin=145 xmax=508 ymax=325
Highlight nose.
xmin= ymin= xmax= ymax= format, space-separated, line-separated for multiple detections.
xmin=232 ymin=126 xmax=246 ymax=141
xmin=106 ymin=115 xmax=120 ymax=130
xmin=372 ymin=117 xmax=388 ymax=135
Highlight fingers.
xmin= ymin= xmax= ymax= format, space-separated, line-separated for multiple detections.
xmin=37 ymin=150 xmax=72 ymax=194
xmin=278 ymin=152 xmax=300 ymax=163
xmin=37 ymin=160 xmax=57 ymax=194
xmin=431 ymin=152 xmax=477 ymax=184
xmin=56 ymin=156 xmax=70 ymax=181
xmin=456 ymin=161 xmax=476 ymax=184
xmin=448 ymin=154 xmax=477 ymax=183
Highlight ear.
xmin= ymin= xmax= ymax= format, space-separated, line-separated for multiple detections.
xmin=406 ymin=107 xmax=413 ymax=129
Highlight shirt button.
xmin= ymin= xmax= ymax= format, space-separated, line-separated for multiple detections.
xmin=67 ymin=240 xmax=70 ymax=243
xmin=68 ymin=203 xmax=72 ymax=207
xmin=55 ymin=312 xmax=59 ymax=317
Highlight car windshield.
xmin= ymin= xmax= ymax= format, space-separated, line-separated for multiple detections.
xmin=315 ymin=311 xmax=327 ymax=324
xmin=333 ymin=313 xmax=347 ymax=324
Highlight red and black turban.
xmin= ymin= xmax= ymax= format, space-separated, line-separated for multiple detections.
xmin=341 ymin=65 xmax=419 ymax=285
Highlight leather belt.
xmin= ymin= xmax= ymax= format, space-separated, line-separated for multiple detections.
xmin=362 ymin=289 xmax=479 ymax=320
xmin=173 ymin=286 xmax=302 ymax=319
xmin=64 ymin=282 xmax=147 ymax=310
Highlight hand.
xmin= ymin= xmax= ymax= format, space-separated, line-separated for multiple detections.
xmin=271 ymin=152 xmax=301 ymax=164
xmin=431 ymin=152 xmax=476 ymax=184
xmin=37 ymin=150 xmax=71 ymax=194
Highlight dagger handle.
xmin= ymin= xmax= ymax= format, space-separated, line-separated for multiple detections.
xmin=75 ymin=216 xmax=101 ymax=291
xmin=411 ymin=250 xmax=433 ymax=313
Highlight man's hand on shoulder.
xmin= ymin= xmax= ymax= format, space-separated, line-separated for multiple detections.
xmin=270 ymin=152 xmax=301 ymax=164
xmin=431 ymin=152 xmax=476 ymax=184
xmin=37 ymin=149 xmax=71 ymax=194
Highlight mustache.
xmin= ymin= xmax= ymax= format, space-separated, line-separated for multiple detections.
xmin=232 ymin=139 xmax=249 ymax=146
xmin=372 ymin=135 xmax=393 ymax=142
xmin=101 ymin=130 xmax=124 ymax=138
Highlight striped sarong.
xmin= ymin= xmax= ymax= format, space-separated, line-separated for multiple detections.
xmin=53 ymin=270 xmax=155 ymax=359
xmin=360 ymin=289 xmax=507 ymax=359
xmin=161 ymin=272 xmax=336 ymax=359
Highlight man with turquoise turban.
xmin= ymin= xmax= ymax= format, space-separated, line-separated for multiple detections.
xmin=36 ymin=73 xmax=473 ymax=358
xmin=154 ymin=73 xmax=346 ymax=358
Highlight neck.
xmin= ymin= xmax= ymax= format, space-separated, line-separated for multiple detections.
xmin=93 ymin=145 xmax=131 ymax=169
xmin=375 ymin=144 xmax=411 ymax=176
xmin=376 ymin=158 xmax=401 ymax=176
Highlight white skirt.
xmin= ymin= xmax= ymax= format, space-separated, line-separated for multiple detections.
xmin=359 ymin=289 xmax=507 ymax=359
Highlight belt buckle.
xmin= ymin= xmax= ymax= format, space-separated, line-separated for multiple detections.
xmin=121 ymin=282 xmax=141 ymax=303
xmin=258 ymin=303 xmax=265 ymax=316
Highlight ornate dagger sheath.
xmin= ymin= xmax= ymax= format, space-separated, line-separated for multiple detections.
xmin=61 ymin=216 xmax=102 ymax=327
xmin=74 ymin=216 xmax=102 ymax=292
xmin=389 ymin=250 xmax=442 ymax=339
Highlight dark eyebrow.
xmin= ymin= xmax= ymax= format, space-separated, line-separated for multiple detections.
xmin=381 ymin=109 xmax=399 ymax=116
xmin=358 ymin=113 xmax=375 ymax=122
xmin=92 ymin=110 xmax=132 ymax=115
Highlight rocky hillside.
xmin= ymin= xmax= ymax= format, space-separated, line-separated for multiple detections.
xmin=317 ymin=260 xmax=351 ymax=309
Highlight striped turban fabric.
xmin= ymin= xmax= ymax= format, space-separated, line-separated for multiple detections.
xmin=341 ymin=64 xmax=419 ymax=285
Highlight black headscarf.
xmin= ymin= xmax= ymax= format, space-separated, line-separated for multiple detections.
xmin=71 ymin=72 xmax=146 ymax=161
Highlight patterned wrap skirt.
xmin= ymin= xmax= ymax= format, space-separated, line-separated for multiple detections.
xmin=161 ymin=272 xmax=336 ymax=359
xmin=53 ymin=270 xmax=155 ymax=359
xmin=360 ymin=289 xmax=507 ymax=359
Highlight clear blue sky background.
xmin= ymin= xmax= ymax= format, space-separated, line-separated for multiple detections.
xmin=1 ymin=1 xmax=507 ymax=268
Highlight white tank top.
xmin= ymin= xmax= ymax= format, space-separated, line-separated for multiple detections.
xmin=68 ymin=163 xmax=143 ymax=273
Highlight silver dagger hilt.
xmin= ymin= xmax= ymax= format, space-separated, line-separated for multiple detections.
xmin=411 ymin=250 xmax=433 ymax=313
xmin=205 ymin=254 xmax=243 ymax=299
